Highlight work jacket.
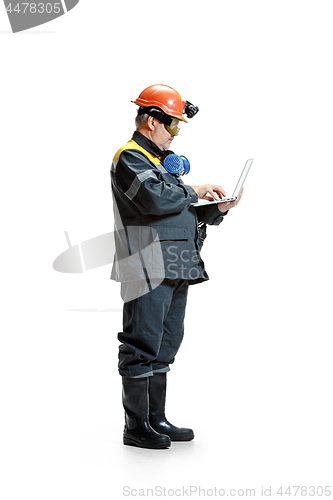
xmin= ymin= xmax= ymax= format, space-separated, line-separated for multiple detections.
xmin=110 ymin=131 xmax=226 ymax=285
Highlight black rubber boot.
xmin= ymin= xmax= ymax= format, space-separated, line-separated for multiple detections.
xmin=149 ymin=372 xmax=194 ymax=442
xmin=122 ymin=376 xmax=171 ymax=449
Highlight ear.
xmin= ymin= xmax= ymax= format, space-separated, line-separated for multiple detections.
xmin=147 ymin=115 xmax=157 ymax=131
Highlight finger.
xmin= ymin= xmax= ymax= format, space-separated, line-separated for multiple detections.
xmin=213 ymin=186 xmax=226 ymax=197
xmin=237 ymin=188 xmax=244 ymax=199
xmin=207 ymin=190 xmax=220 ymax=200
xmin=227 ymin=189 xmax=243 ymax=207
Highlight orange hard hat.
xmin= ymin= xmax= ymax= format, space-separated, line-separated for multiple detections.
xmin=132 ymin=84 xmax=188 ymax=122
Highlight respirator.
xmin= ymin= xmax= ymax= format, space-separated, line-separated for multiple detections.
xmin=163 ymin=154 xmax=190 ymax=176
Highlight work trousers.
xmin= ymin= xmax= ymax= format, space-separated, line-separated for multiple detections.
xmin=118 ymin=279 xmax=189 ymax=378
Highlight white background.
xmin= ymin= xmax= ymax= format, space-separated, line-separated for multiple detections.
xmin=1 ymin=1 xmax=332 ymax=498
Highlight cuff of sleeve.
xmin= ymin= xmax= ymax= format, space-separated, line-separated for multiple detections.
xmin=184 ymin=185 xmax=198 ymax=204
xmin=213 ymin=208 xmax=228 ymax=225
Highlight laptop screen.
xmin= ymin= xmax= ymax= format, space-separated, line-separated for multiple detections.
xmin=232 ymin=159 xmax=253 ymax=198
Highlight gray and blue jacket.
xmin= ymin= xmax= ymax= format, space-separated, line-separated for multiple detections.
xmin=110 ymin=131 xmax=226 ymax=285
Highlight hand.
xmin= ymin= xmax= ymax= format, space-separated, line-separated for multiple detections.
xmin=217 ymin=187 xmax=244 ymax=212
xmin=191 ymin=184 xmax=226 ymax=201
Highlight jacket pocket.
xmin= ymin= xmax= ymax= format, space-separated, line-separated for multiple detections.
xmin=149 ymin=225 xmax=189 ymax=241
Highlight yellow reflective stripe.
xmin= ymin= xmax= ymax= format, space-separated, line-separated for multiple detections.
xmin=113 ymin=140 xmax=162 ymax=165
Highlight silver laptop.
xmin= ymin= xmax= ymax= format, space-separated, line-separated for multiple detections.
xmin=192 ymin=158 xmax=253 ymax=206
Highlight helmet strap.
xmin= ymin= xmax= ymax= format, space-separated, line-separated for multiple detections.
xmin=137 ymin=106 xmax=173 ymax=127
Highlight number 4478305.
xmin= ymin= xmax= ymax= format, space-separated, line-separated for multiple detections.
xmin=6 ymin=3 xmax=61 ymax=14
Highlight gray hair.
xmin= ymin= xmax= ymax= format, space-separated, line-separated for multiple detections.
xmin=135 ymin=111 xmax=149 ymax=129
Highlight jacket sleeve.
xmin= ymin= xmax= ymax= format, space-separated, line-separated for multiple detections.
xmin=114 ymin=149 xmax=198 ymax=215
xmin=194 ymin=204 xmax=228 ymax=226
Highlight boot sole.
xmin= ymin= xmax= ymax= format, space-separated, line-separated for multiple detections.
xmin=150 ymin=425 xmax=195 ymax=442
xmin=123 ymin=436 xmax=171 ymax=449
xmin=169 ymin=434 xmax=194 ymax=442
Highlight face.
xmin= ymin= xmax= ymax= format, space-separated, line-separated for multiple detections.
xmin=150 ymin=120 xmax=175 ymax=150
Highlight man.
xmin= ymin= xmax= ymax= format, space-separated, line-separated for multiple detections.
xmin=110 ymin=84 xmax=242 ymax=449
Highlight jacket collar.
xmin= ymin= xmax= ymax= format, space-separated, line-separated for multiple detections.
xmin=132 ymin=131 xmax=163 ymax=158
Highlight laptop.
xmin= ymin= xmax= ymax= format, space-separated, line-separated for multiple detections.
xmin=192 ymin=158 xmax=253 ymax=206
